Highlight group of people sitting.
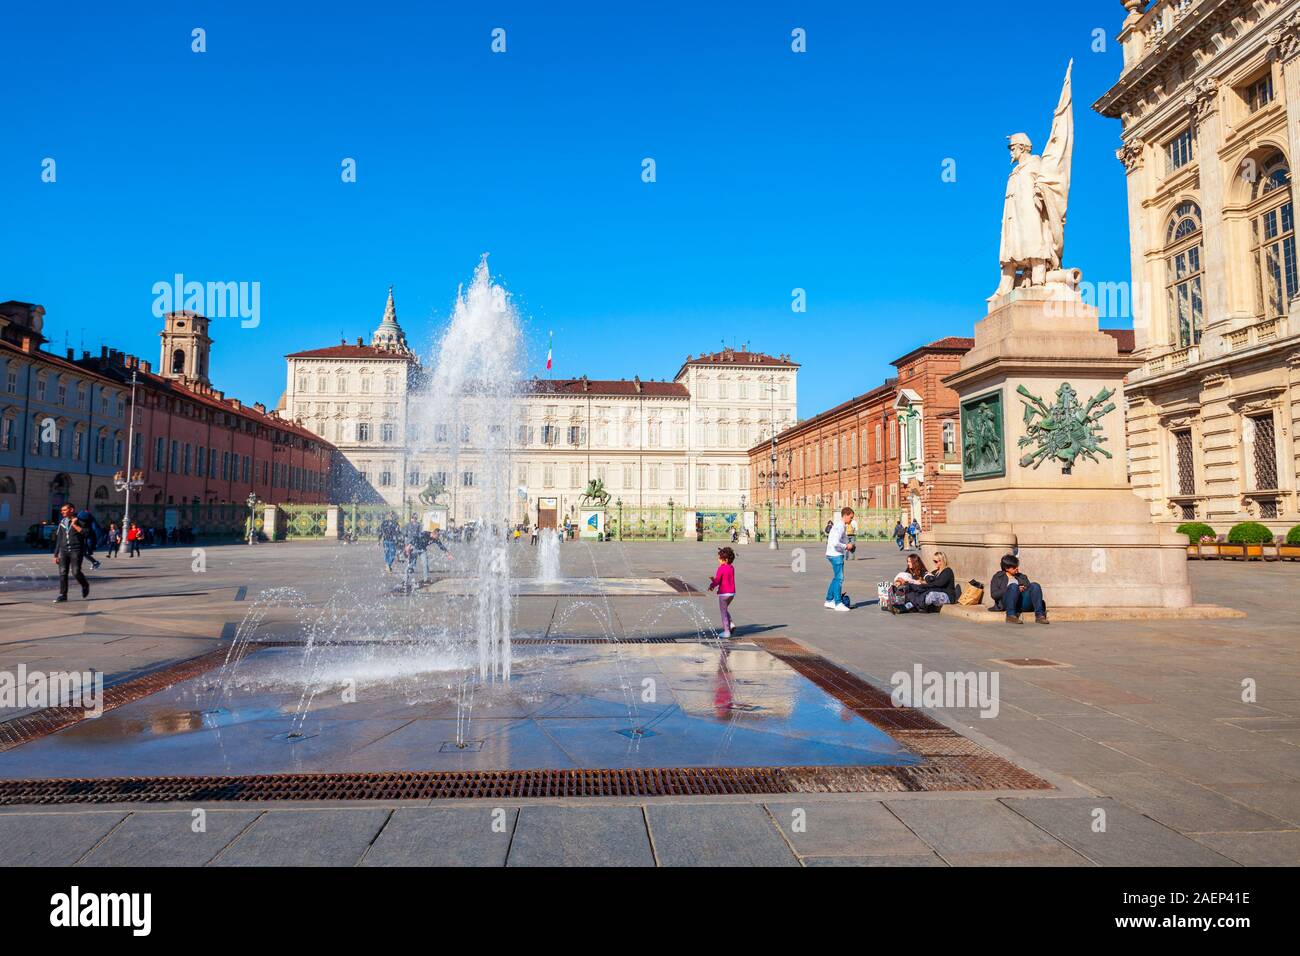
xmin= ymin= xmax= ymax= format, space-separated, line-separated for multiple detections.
xmin=884 ymin=552 xmax=1049 ymax=624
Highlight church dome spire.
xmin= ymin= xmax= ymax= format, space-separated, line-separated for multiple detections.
xmin=371 ymin=285 xmax=408 ymax=352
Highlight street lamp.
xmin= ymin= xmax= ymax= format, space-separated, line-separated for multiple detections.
xmin=757 ymin=450 xmax=791 ymax=550
xmin=246 ymin=492 xmax=259 ymax=545
xmin=115 ymin=369 xmax=142 ymax=530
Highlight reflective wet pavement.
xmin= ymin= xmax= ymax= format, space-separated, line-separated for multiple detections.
xmin=0 ymin=641 xmax=919 ymax=779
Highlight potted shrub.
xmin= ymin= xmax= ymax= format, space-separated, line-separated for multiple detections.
xmin=1281 ymin=525 xmax=1300 ymax=561
xmin=1176 ymin=521 xmax=1216 ymax=558
xmin=1225 ymin=521 xmax=1274 ymax=560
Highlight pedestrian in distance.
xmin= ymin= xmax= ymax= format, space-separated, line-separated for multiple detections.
xmin=50 ymin=504 xmax=90 ymax=603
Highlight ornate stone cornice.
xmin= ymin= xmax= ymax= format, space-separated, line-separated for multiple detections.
xmin=1117 ymin=138 xmax=1147 ymax=171
xmin=1267 ymin=10 xmax=1300 ymax=63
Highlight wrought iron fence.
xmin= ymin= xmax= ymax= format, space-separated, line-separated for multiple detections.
xmin=280 ymin=504 xmax=329 ymax=539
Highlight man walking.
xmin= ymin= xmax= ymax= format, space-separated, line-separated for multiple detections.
xmin=51 ymin=504 xmax=90 ymax=603
xmin=893 ymin=520 xmax=906 ymax=552
xmin=824 ymin=507 xmax=855 ymax=612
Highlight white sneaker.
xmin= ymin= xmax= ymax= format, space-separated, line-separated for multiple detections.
xmin=824 ymin=601 xmax=837 ymax=609
xmin=833 ymin=603 xmax=850 ymax=613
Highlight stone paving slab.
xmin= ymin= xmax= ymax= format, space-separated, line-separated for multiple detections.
xmin=885 ymin=799 xmax=1092 ymax=866
xmin=1085 ymin=772 xmax=1295 ymax=833
xmin=803 ymin=853 xmax=948 ymax=867
xmin=763 ymin=799 xmax=933 ymax=859
xmin=1001 ymin=797 xmax=1236 ymax=867
xmin=647 ymin=804 xmax=798 ymax=867
xmin=0 ymin=811 xmax=128 ymax=866
xmin=507 ymin=806 xmax=654 ymax=867
xmin=1186 ymin=829 xmax=1300 ymax=867
xmin=361 ymin=807 xmax=516 ymax=867
xmin=212 ymin=808 xmax=391 ymax=867
xmin=80 ymin=809 xmax=263 ymax=867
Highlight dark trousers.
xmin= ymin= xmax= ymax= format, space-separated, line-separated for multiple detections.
xmin=127 ymin=541 xmax=141 ymax=557
xmin=1006 ymin=583 xmax=1046 ymax=618
xmin=58 ymin=551 xmax=89 ymax=597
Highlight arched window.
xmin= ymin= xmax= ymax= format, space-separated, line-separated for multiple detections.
xmin=171 ymin=349 xmax=186 ymax=375
xmin=93 ymin=485 xmax=109 ymax=500
xmin=1164 ymin=200 xmax=1204 ymax=348
xmin=1249 ymin=152 xmax=1296 ymax=320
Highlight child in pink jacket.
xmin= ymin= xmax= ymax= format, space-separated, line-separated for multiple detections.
xmin=708 ymin=547 xmax=737 ymax=638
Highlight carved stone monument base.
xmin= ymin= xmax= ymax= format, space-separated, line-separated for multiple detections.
xmin=925 ymin=289 xmax=1192 ymax=609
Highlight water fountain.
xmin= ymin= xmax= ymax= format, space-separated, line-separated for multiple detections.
xmin=0 ymin=256 xmax=927 ymax=793
xmin=536 ymin=529 xmax=561 ymax=583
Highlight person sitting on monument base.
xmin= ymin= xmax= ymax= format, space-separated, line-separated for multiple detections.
xmin=990 ymin=554 xmax=1049 ymax=625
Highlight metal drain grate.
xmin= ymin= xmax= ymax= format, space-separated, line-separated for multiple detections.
xmin=0 ymin=760 xmax=1049 ymax=805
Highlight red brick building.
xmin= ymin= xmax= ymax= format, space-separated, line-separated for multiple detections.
xmin=751 ymin=331 xmax=1138 ymax=533
xmin=80 ymin=348 xmax=335 ymax=515
xmin=748 ymin=337 xmax=973 ymax=530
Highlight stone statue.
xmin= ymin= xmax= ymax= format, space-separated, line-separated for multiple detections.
xmin=578 ymin=478 xmax=611 ymax=509
xmin=994 ymin=61 xmax=1074 ymax=298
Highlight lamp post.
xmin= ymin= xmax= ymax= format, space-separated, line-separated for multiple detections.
xmin=114 ymin=369 xmax=142 ymax=530
xmin=757 ymin=448 xmax=791 ymax=550
xmin=667 ymin=496 xmax=674 ymax=542
xmin=246 ymin=492 xmax=259 ymax=545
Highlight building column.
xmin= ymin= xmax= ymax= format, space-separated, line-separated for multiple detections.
xmin=1117 ymin=139 xmax=1152 ymax=354
xmin=1191 ymin=81 xmax=1230 ymax=354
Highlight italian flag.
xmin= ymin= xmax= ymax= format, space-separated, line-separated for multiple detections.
xmin=545 ymin=331 xmax=553 ymax=371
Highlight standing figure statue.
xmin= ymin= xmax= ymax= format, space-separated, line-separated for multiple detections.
xmin=994 ymin=60 xmax=1074 ymax=298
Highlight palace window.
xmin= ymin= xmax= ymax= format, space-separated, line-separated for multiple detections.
xmin=1247 ymin=413 xmax=1278 ymax=491
xmin=1165 ymin=128 xmax=1194 ymax=174
xmin=1250 ymin=153 xmax=1297 ymax=320
xmin=1164 ymin=201 xmax=1204 ymax=348
xmin=357 ymin=422 xmax=371 ymax=441
xmin=942 ymin=420 xmax=958 ymax=459
xmin=1244 ymin=73 xmax=1274 ymax=114
xmin=461 ymin=471 xmax=474 ymax=488
xmin=379 ymin=466 xmax=394 ymax=487
xmin=380 ymin=423 xmax=394 ymax=443
xmin=1174 ymin=430 xmax=1196 ymax=498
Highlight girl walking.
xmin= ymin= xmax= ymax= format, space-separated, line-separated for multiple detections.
xmin=707 ymin=547 xmax=738 ymax=639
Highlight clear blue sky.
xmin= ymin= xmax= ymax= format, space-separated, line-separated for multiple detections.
xmin=1 ymin=1 xmax=1131 ymax=417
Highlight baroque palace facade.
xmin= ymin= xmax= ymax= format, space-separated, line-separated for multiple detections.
xmin=0 ymin=300 xmax=334 ymax=543
xmin=1096 ymin=0 xmax=1300 ymax=532
xmin=282 ymin=290 xmax=799 ymax=525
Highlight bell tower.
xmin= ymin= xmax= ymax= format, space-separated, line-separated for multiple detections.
xmin=159 ymin=311 xmax=212 ymax=385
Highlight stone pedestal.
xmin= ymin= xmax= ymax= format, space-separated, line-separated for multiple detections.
xmin=326 ymin=506 xmax=340 ymax=540
xmin=262 ymin=505 xmax=280 ymax=543
xmin=925 ymin=288 xmax=1192 ymax=609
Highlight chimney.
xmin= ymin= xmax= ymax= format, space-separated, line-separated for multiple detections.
xmin=142 ymin=360 xmax=152 ymax=373
xmin=356 ymin=337 xmax=363 ymax=346
xmin=254 ymin=402 xmax=266 ymax=414
xmin=66 ymin=347 xmax=74 ymax=360
xmin=100 ymin=346 xmax=108 ymax=359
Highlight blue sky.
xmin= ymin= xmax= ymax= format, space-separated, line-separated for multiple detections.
xmin=1 ymin=1 xmax=1131 ymax=417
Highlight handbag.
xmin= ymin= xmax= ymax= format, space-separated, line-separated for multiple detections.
xmin=957 ymin=579 xmax=984 ymax=606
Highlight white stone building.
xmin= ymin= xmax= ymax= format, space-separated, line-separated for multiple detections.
xmin=283 ymin=291 xmax=799 ymax=524
xmin=1095 ymin=0 xmax=1300 ymax=533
